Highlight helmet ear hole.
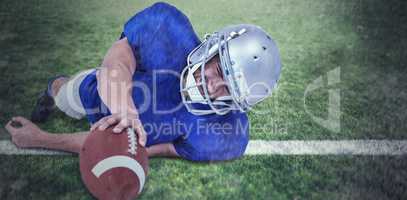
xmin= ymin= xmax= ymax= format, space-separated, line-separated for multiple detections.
xmin=253 ymin=56 xmax=259 ymax=60
xmin=262 ymin=46 xmax=267 ymax=51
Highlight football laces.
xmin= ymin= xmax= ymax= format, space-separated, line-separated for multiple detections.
xmin=127 ymin=128 xmax=137 ymax=155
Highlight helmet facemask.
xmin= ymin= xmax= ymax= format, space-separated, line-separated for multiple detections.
xmin=180 ymin=32 xmax=241 ymax=115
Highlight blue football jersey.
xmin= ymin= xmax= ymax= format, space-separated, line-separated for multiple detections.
xmin=79 ymin=2 xmax=249 ymax=161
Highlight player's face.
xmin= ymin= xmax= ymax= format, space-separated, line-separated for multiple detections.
xmin=193 ymin=55 xmax=230 ymax=100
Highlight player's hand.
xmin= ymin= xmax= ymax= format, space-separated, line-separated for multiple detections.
xmin=5 ymin=116 xmax=46 ymax=148
xmin=90 ymin=113 xmax=147 ymax=147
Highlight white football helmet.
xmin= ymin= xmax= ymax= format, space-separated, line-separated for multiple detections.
xmin=180 ymin=24 xmax=281 ymax=115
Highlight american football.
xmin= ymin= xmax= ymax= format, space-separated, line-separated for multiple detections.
xmin=79 ymin=126 xmax=149 ymax=200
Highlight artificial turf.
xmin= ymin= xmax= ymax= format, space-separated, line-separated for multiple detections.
xmin=0 ymin=0 xmax=406 ymax=199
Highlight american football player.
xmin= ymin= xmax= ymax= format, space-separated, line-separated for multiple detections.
xmin=5 ymin=2 xmax=281 ymax=161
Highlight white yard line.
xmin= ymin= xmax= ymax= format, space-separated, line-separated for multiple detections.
xmin=0 ymin=141 xmax=72 ymax=155
xmin=244 ymin=140 xmax=407 ymax=155
xmin=1 ymin=140 xmax=407 ymax=156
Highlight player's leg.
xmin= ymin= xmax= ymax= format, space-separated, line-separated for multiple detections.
xmin=53 ymin=69 xmax=95 ymax=120
xmin=30 ymin=75 xmax=69 ymax=122
xmin=31 ymin=69 xmax=95 ymax=122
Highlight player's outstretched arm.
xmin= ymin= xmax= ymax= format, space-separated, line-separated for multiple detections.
xmin=4 ymin=116 xmax=176 ymax=158
xmin=96 ymin=37 xmax=147 ymax=146
xmin=5 ymin=116 xmax=88 ymax=153
xmin=146 ymin=143 xmax=179 ymax=158
xmin=97 ymin=37 xmax=137 ymax=116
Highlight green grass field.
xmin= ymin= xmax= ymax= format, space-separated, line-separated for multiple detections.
xmin=1 ymin=0 xmax=407 ymax=199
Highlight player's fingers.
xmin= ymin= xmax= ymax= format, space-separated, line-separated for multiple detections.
xmin=5 ymin=120 xmax=17 ymax=135
xmin=138 ymin=129 xmax=147 ymax=147
xmin=12 ymin=116 xmax=30 ymax=125
xmin=91 ymin=117 xmax=108 ymax=131
xmin=90 ymin=121 xmax=101 ymax=131
xmin=106 ymin=116 xmax=119 ymax=125
xmin=90 ymin=119 xmax=102 ymax=131
xmin=134 ymin=122 xmax=147 ymax=147
xmin=113 ymin=119 xmax=129 ymax=133
xmin=98 ymin=117 xmax=115 ymax=131
xmin=132 ymin=119 xmax=147 ymax=146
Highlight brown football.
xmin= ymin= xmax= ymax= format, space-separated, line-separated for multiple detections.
xmin=79 ymin=126 xmax=149 ymax=200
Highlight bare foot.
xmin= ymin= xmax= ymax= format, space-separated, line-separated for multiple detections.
xmin=5 ymin=116 xmax=47 ymax=148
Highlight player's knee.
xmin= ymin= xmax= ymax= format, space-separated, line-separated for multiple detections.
xmin=51 ymin=77 xmax=69 ymax=97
